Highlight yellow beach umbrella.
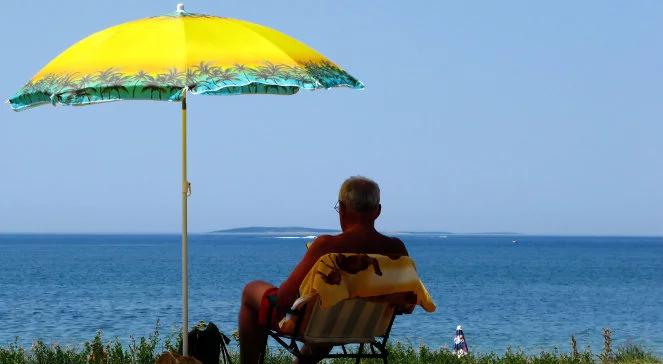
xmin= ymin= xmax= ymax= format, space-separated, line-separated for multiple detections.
xmin=8 ymin=4 xmax=363 ymax=354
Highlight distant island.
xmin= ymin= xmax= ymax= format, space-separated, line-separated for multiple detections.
xmin=209 ymin=226 xmax=520 ymax=236
xmin=209 ymin=226 xmax=339 ymax=235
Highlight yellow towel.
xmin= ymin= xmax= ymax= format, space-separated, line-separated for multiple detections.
xmin=299 ymin=253 xmax=436 ymax=312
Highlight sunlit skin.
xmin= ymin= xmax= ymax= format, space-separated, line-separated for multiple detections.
xmin=238 ymin=201 xmax=408 ymax=364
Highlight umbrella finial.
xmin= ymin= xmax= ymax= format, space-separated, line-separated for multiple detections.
xmin=176 ymin=4 xmax=185 ymax=13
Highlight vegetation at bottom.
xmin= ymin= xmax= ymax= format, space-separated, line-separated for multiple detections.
xmin=0 ymin=324 xmax=660 ymax=364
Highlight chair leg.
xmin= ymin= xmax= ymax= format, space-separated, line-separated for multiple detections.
xmin=355 ymin=343 xmax=364 ymax=364
xmin=258 ymin=331 xmax=267 ymax=364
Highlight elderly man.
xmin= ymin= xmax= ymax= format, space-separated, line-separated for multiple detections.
xmin=238 ymin=176 xmax=408 ymax=363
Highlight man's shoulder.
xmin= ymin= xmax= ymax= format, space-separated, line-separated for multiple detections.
xmin=386 ymin=235 xmax=408 ymax=256
xmin=307 ymin=234 xmax=335 ymax=254
xmin=311 ymin=234 xmax=335 ymax=245
xmin=373 ymin=231 xmax=405 ymax=247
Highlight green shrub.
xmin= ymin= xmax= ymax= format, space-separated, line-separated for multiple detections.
xmin=1 ymin=325 xmax=661 ymax=364
xmin=615 ymin=343 xmax=661 ymax=364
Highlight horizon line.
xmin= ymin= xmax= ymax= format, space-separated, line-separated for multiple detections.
xmin=0 ymin=230 xmax=661 ymax=238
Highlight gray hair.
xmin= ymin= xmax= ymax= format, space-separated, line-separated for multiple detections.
xmin=338 ymin=176 xmax=380 ymax=212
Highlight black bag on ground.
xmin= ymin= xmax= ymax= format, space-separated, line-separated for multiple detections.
xmin=188 ymin=321 xmax=232 ymax=364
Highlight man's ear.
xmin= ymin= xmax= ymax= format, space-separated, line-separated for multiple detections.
xmin=373 ymin=204 xmax=382 ymax=219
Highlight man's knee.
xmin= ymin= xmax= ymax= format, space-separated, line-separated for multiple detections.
xmin=242 ymin=280 xmax=273 ymax=305
xmin=241 ymin=280 xmax=259 ymax=303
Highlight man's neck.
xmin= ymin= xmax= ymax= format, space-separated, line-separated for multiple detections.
xmin=341 ymin=221 xmax=376 ymax=233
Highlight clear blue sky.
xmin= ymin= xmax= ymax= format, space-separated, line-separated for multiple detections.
xmin=1 ymin=1 xmax=661 ymax=235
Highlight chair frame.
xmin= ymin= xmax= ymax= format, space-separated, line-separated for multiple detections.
xmin=260 ymin=300 xmax=401 ymax=364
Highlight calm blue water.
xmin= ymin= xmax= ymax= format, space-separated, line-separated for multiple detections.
xmin=0 ymin=234 xmax=661 ymax=354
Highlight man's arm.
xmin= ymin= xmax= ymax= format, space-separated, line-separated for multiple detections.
xmin=276 ymin=235 xmax=332 ymax=309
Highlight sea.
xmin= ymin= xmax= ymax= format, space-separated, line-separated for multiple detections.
xmin=0 ymin=233 xmax=661 ymax=355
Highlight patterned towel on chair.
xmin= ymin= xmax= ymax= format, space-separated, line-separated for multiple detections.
xmin=299 ymin=253 xmax=436 ymax=312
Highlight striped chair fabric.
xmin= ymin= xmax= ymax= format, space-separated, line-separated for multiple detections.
xmin=302 ymin=297 xmax=395 ymax=344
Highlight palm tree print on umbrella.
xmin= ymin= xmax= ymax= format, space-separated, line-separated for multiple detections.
xmin=68 ymin=87 xmax=97 ymax=104
xmin=194 ymin=61 xmax=213 ymax=77
xmin=129 ymin=71 xmax=154 ymax=98
xmin=210 ymin=67 xmax=239 ymax=86
xmin=10 ymin=60 xmax=362 ymax=108
xmin=141 ymin=82 xmax=167 ymax=101
xmin=256 ymin=62 xmax=295 ymax=94
xmin=102 ymin=75 xmax=130 ymax=100
xmin=184 ymin=68 xmax=199 ymax=88
xmin=188 ymin=63 xmax=208 ymax=92
xmin=282 ymin=65 xmax=317 ymax=88
xmin=232 ymin=63 xmax=253 ymax=84
xmin=77 ymin=74 xmax=95 ymax=89
xmin=94 ymin=68 xmax=123 ymax=99
xmin=56 ymin=73 xmax=80 ymax=91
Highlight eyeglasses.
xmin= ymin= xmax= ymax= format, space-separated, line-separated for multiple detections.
xmin=333 ymin=200 xmax=340 ymax=213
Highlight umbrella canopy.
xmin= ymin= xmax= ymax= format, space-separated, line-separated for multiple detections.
xmin=8 ymin=5 xmax=363 ymax=110
xmin=7 ymin=4 xmax=363 ymax=355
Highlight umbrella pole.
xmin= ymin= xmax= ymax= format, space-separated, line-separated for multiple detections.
xmin=181 ymin=90 xmax=189 ymax=356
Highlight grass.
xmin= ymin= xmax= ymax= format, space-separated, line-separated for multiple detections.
xmin=0 ymin=324 xmax=660 ymax=364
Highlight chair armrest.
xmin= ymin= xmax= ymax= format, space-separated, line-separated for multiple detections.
xmin=277 ymin=293 xmax=317 ymax=334
xmin=291 ymin=293 xmax=317 ymax=311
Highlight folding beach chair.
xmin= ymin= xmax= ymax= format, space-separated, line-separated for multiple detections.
xmin=262 ymin=292 xmax=416 ymax=364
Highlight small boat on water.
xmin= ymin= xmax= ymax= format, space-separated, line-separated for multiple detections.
xmin=512 ymin=239 xmax=518 ymax=244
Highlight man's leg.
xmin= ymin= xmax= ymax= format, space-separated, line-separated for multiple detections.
xmin=294 ymin=344 xmax=333 ymax=364
xmin=239 ymin=280 xmax=276 ymax=364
